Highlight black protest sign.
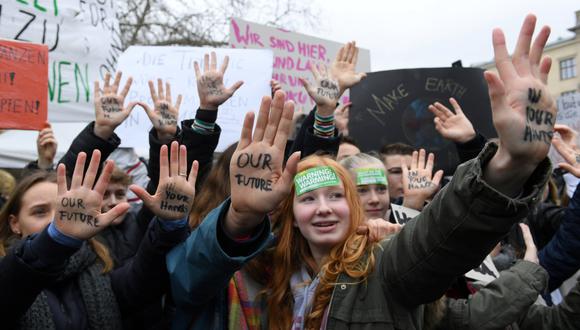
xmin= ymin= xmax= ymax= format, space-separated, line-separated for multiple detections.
xmin=390 ymin=204 xmax=420 ymax=226
xmin=349 ymin=68 xmax=497 ymax=174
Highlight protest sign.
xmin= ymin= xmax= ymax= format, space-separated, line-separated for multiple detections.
xmin=350 ymin=68 xmax=497 ymax=174
xmin=115 ymin=46 xmax=273 ymax=155
xmin=465 ymin=255 xmax=500 ymax=284
xmin=548 ymin=92 xmax=580 ymax=167
xmin=0 ymin=0 xmax=122 ymax=122
xmin=0 ymin=39 xmax=48 ymax=130
xmin=229 ymin=18 xmax=371 ymax=113
xmin=390 ymin=204 xmax=420 ymax=225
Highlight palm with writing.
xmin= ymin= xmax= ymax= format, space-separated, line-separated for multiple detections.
xmin=485 ymin=15 xmax=555 ymax=165
xmin=195 ymin=52 xmax=244 ymax=110
xmin=552 ymin=125 xmax=580 ymax=177
xmin=429 ymin=98 xmax=476 ymax=143
xmin=226 ymin=90 xmax=301 ymax=236
xmin=138 ymin=79 xmax=182 ymax=140
xmin=55 ymin=150 xmax=130 ymax=240
xmin=94 ymin=72 xmax=138 ymax=139
xmin=299 ymin=63 xmax=341 ymax=112
xmin=401 ymin=149 xmax=444 ymax=211
xmin=130 ymin=141 xmax=198 ymax=221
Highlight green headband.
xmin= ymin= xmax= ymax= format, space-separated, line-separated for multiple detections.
xmin=355 ymin=168 xmax=388 ymax=186
xmin=294 ymin=166 xmax=341 ymax=196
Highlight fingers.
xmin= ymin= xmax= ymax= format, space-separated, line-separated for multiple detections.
xmin=194 ymin=61 xmax=201 ymax=79
xmin=228 ymin=81 xmax=244 ymax=94
xmin=124 ymin=101 xmax=139 ymax=116
xmin=346 ymin=41 xmax=356 ymax=63
xmin=432 ymin=170 xmax=444 ymax=186
xmin=280 ymin=151 xmax=301 ymax=190
xmin=552 ymin=137 xmax=576 ymax=164
xmin=175 ymin=94 xmax=183 ymax=111
xmin=98 ymin=202 xmax=131 ymax=227
xmin=449 ymin=98 xmax=464 ymax=115
xmin=94 ymin=81 xmax=102 ymax=104
xmin=336 ymin=43 xmax=346 ymax=62
xmin=203 ymin=53 xmax=209 ymax=72
xmin=252 ymin=96 xmax=271 ymax=141
xmin=210 ymin=51 xmax=217 ymax=71
xmin=148 ymin=80 xmax=159 ymax=104
xmin=539 ymin=56 xmax=552 ymax=84
xmin=166 ymin=81 xmax=172 ymax=104
xmin=82 ymin=150 xmax=101 ymax=189
xmin=94 ymin=160 xmax=114 ymax=196
xmin=170 ymin=141 xmax=179 ymax=177
xmin=239 ymin=111 xmax=255 ymax=149
xmin=188 ymin=160 xmax=199 ymax=186
xmin=425 ymin=152 xmax=434 ymax=173
xmin=103 ymin=72 xmax=111 ymax=91
xmin=157 ymin=78 xmax=164 ymax=101
xmin=433 ymin=102 xmax=453 ymax=118
xmin=356 ymin=226 xmax=369 ymax=235
xmin=519 ymin=223 xmax=538 ymax=257
xmin=179 ymin=144 xmax=187 ymax=176
xmin=530 ymin=25 xmax=551 ymax=68
xmin=136 ymin=102 xmax=155 ymax=123
xmin=57 ymin=163 xmax=67 ymax=195
xmin=159 ymin=145 xmax=169 ymax=179
xmin=298 ymin=77 xmax=313 ymax=94
xmin=112 ymin=72 xmax=122 ymax=95
xmin=273 ymin=100 xmax=295 ymax=150
xmin=220 ymin=55 xmax=230 ymax=74
xmin=263 ymin=91 xmax=285 ymax=144
xmin=512 ymin=14 xmax=536 ymax=76
xmin=70 ymin=152 xmax=87 ymax=189
xmin=352 ymin=46 xmax=359 ymax=67
xmin=120 ymin=76 xmax=133 ymax=99
xmin=492 ymin=28 xmax=518 ymax=83
xmin=129 ymin=184 xmax=154 ymax=207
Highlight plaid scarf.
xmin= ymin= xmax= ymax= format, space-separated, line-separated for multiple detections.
xmin=227 ymin=271 xmax=264 ymax=330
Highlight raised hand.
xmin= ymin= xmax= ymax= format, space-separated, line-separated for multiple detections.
xmin=429 ymin=98 xmax=476 ymax=143
xmin=552 ymin=126 xmax=580 ymax=177
xmin=401 ymin=149 xmax=444 ymax=210
xmin=94 ymin=72 xmax=138 ymax=139
xmin=195 ymin=52 xmax=244 ymax=110
xmin=139 ymin=79 xmax=182 ymax=140
xmin=334 ymin=102 xmax=352 ymax=136
xmin=130 ymin=141 xmax=198 ymax=221
xmin=55 ymin=150 xmax=130 ymax=240
xmin=37 ymin=122 xmax=58 ymax=170
xmin=270 ymin=79 xmax=282 ymax=97
xmin=299 ymin=63 xmax=341 ymax=113
xmin=226 ymin=90 xmax=301 ymax=236
xmin=485 ymin=15 xmax=554 ymax=165
xmin=357 ymin=218 xmax=402 ymax=242
xmin=520 ymin=223 xmax=539 ymax=264
xmin=331 ymin=41 xmax=366 ymax=95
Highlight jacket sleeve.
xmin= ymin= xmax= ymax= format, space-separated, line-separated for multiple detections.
xmin=0 ymin=228 xmax=78 ymax=326
xmin=383 ymin=142 xmax=551 ymax=307
xmin=516 ymin=275 xmax=580 ymax=329
xmin=539 ymin=182 xmax=580 ymax=292
xmin=166 ymin=198 xmax=273 ymax=310
xmin=454 ymin=132 xmax=487 ymax=164
xmin=439 ymin=261 xmax=547 ymax=330
xmin=58 ymin=121 xmax=121 ymax=178
xmin=111 ymin=218 xmax=189 ymax=314
xmin=288 ymin=107 xmax=340 ymax=160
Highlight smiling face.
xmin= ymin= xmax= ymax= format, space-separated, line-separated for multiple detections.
xmin=292 ymin=182 xmax=351 ymax=257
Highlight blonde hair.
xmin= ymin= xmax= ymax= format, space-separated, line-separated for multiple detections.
xmin=0 ymin=169 xmax=16 ymax=199
xmin=268 ymin=155 xmax=375 ymax=329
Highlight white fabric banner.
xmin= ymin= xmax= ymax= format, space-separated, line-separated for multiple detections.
xmin=115 ymin=46 xmax=273 ymax=155
xmin=0 ymin=0 xmax=122 ymax=122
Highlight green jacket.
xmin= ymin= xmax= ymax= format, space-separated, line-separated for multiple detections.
xmin=324 ymin=143 xmax=550 ymax=329
xmin=168 ymin=143 xmax=551 ymax=329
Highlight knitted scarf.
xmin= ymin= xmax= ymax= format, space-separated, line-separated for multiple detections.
xmin=17 ymin=243 xmax=122 ymax=329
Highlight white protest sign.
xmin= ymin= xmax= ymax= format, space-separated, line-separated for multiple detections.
xmin=115 ymin=46 xmax=273 ymax=156
xmin=465 ymin=255 xmax=500 ymax=284
xmin=390 ymin=204 xmax=420 ymax=226
xmin=0 ymin=0 xmax=122 ymax=122
xmin=549 ymin=92 xmax=580 ymax=167
xmin=229 ymin=18 xmax=371 ymax=113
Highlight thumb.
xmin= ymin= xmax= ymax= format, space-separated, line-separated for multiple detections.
xmin=98 ymin=202 xmax=130 ymax=227
xmin=129 ymin=184 xmax=155 ymax=209
xmin=298 ymin=77 xmax=313 ymax=92
xmin=432 ymin=170 xmax=444 ymax=186
xmin=558 ymin=163 xmax=580 ymax=177
xmin=228 ymin=80 xmax=244 ymax=94
xmin=135 ymin=102 xmax=155 ymax=123
xmin=483 ymin=71 xmax=507 ymax=116
xmin=125 ymin=101 xmax=140 ymax=116
xmin=280 ymin=151 xmax=301 ymax=192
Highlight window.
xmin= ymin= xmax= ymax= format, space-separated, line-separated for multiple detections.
xmin=560 ymin=58 xmax=576 ymax=80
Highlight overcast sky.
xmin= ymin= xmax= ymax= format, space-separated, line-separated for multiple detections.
xmin=298 ymin=0 xmax=579 ymax=71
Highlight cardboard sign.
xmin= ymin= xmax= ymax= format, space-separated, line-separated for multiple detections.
xmin=548 ymin=92 xmax=580 ymax=167
xmin=390 ymin=204 xmax=420 ymax=225
xmin=0 ymin=0 xmax=122 ymax=122
xmin=0 ymin=39 xmax=48 ymax=130
xmin=465 ymin=255 xmax=500 ymax=284
xmin=349 ymin=68 xmax=497 ymax=174
xmin=229 ymin=18 xmax=371 ymax=113
xmin=115 ymin=46 xmax=273 ymax=155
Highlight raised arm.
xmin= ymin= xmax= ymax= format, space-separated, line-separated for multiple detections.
xmin=382 ymin=14 xmax=555 ymax=307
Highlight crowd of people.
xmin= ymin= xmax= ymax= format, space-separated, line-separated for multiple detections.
xmin=0 ymin=14 xmax=579 ymax=329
